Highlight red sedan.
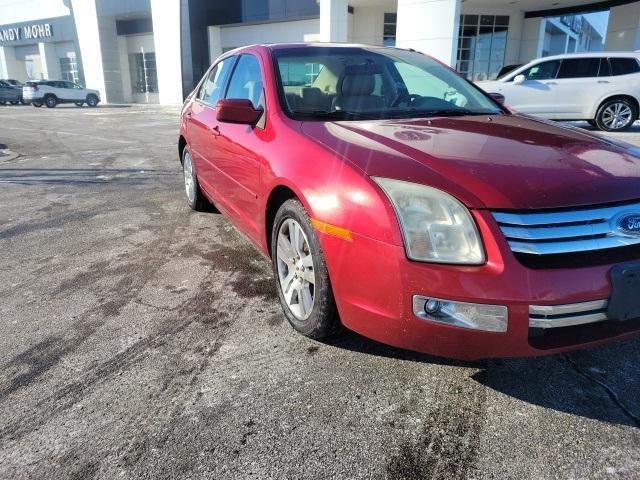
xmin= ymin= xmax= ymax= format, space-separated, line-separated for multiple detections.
xmin=179 ymin=44 xmax=640 ymax=360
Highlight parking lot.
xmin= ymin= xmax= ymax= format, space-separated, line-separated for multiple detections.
xmin=0 ymin=104 xmax=639 ymax=479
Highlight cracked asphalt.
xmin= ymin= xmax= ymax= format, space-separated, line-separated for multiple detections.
xmin=0 ymin=104 xmax=639 ymax=480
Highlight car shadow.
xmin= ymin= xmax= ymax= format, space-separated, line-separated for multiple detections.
xmin=323 ymin=329 xmax=640 ymax=428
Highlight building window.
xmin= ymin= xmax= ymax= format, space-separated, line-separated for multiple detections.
xmin=129 ymin=52 xmax=158 ymax=94
xmin=60 ymin=54 xmax=80 ymax=83
xmin=383 ymin=13 xmax=397 ymax=47
xmin=457 ymin=14 xmax=509 ymax=81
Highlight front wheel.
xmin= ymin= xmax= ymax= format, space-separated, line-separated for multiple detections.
xmin=86 ymin=95 xmax=98 ymax=107
xmin=595 ymin=98 xmax=638 ymax=132
xmin=271 ymin=199 xmax=339 ymax=339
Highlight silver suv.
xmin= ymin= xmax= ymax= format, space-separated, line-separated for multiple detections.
xmin=22 ymin=80 xmax=101 ymax=108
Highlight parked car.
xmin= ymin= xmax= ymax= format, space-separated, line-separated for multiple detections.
xmin=477 ymin=52 xmax=640 ymax=131
xmin=0 ymin=80 xmax=22 ymax=105
xmin=22 ymin=80 xmax=100 ymax=108
xmin=1 ymin=78 xmax=23 ymax=87
xmin=179 ymin=43 xmax=640 ymax=360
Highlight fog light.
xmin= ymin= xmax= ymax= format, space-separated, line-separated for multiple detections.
xmin=413 ymin=295 xmax=508 ymax=332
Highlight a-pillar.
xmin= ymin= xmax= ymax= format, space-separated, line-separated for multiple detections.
xmin=151 ymin=0 xmax=183 ymax=104
xmin=605 ymin=2 xmax=640 ymax=51
xmin=396 ymin=0 xmax=461 ymax=66
xmin=319 ymin=0 xmax=348 ymax=43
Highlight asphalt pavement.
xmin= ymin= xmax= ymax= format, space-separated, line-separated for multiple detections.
xmin=0 ymin=104 xmax=639 ymax=479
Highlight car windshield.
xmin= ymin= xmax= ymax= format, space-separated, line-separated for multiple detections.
xmin=273 ymin=46 xmax=502 ymax=121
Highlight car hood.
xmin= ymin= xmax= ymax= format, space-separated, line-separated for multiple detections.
xmin=300 ymin=114 xmax=640 ymax=210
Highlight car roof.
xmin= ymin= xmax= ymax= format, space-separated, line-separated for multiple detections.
xmin=530 ymin=51 xmax=640 ymax=62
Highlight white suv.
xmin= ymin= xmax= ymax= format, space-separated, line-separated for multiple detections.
xmin=22 ymin=80 xmax=101 ymax=108
xmin=477 ymin=52 xmax=640 ymax=131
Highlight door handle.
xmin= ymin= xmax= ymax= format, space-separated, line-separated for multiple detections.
xmin=544 ymin=81 xmax=557 ymax=85
xmin=209 ymin=125 xmax=220 ymax=136
xmin=598 ymin=80 xmax=610 ymax=84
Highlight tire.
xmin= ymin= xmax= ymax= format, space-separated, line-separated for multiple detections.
xmin=595 ymin=98 xmax=638 ymax=132
xmin=32 ymin=102 xmax=43 ymax=108
xmin=271 ymin=199 xmax=339 ymax=339
xmin=75 ymin=102 xmax=84 ymax=107
xmin=44 ymin=95 xmax=57 ymax=108
xmin=182 ymin=146 xmax=208 ymax=211
xmin=86 ymin=94 xmax=98 ymax=107
xmin=10 ymin=101 xmax=19 ymax=105
xmin=20 ymin=98 xmax=27 ymax=105
xmin=0 ymin=101 xmax=5 ymax=105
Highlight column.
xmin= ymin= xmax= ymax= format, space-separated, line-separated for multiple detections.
xmin=396 ymin=0 xmax=460 ymax=66
xmin=351 ymin=7 xmax=384 ymax=45
xmin=208 ymin=26 xmax=222 ymax=64
xmin=70 ymin=0 xmax=106 ymax=99
xmin=519 ymin=17 xmax=545 ymax=63
xmin=39 ymin=42 xmax=61 ymax=80
xmin=319 ymin=0 xmax=348 ymax=43
xmin=605 ymin=3 xmax=640 ymax=51
xmin=151 ymin=0 xmax=183 ymax=104
xmin=0 ymin=46 xmax=23 ymax=80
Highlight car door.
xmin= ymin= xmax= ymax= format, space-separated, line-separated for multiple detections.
xmin=552 ymin=57 xmax=609 ymax=119
xmin=64 ymin=81 xmax=84 ymax=100
xmin=214 ymin=53 xmax=267 ymax=241
xmin=184 ymin=56 xmax=236 ymax=195
xmin=494 ymin=60 xmax=561 ymax=117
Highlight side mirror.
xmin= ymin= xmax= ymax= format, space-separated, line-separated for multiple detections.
xmin=488 ymin=92 xmax=505 ymax=105
xmin=216 ymin=98 xmax=263 ymax=125
xmin=513 ymin=74 xmax=525 ymax=85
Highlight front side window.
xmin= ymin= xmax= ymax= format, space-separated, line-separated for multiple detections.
xmin=198 ymin=58 xmax=234 ymax=105
xmin=557 ymin=58 xmax=600 ymax=79
xmin=520 ymin=60 xmax=560 ymax=81
xmin=273 ymin=47 xmax=501 ymax=120
xmin=610 ymin=57 xmax=640 ymax=76
xmin=225 ymin=54 xmax=264 ymax=109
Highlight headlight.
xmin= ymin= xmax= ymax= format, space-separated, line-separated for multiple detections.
xmin=373 ymin=177 xmax=485 ymax=265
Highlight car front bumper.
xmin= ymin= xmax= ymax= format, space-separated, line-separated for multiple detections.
xmin=320 ymin=210 xmax=640 ymax=360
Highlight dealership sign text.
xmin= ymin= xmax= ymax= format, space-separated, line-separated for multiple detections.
xmin=0 ymin=23 xmax=53 ymax=43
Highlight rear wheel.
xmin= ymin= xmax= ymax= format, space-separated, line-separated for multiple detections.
xmin=44 ymin=95 xmax=57 ymax=108
xmin=0 ymin=101 xmax=5 ymax=105
xmin=9 ymin=101 xmax=19 ymax=105
xmin=182 ymin=146 xmax=208 ymax=211
xmin=86 ymin=94 xmax=98 ymax=107
xmin=271 ymin=199 xmax=339 ymax=339
xmin=75 ymin=102 xmax=84 ymax=107
xmin=595 ymin=98 xmax=638 ymax=132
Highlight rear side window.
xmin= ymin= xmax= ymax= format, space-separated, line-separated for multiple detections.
xmin=198 ymin=57 xmax=234 ymax=106
xmin=557 ymin=58 xmax=600 ymax=79
xmin=610 ymin=57 xmax=640 ymax=76
xmin=521 ymin=60 xmax=560 ymax=81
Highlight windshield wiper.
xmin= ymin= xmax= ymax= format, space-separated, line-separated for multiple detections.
xmin=293 ymin=110 xmax=378 ymax=120
xmin=397 ymin=108 xmax=500 ymax=118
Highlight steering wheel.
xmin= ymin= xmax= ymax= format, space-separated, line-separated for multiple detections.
xmin=390 ymin=93 xmax=421 ymax=107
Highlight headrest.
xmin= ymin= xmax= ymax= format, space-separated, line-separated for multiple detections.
xmin=341 ymin=73 xmax=375 ymax=96
xmin=302 ymin=87 xmax=325 ymax=102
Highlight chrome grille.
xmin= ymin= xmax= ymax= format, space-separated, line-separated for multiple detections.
xmin=529 ymin=300 xmax=609 ymax=329
xmin=493 ymin=201 xmax=640 ymax=255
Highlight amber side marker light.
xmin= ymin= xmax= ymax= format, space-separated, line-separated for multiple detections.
xmin=311 ymin=219 xmax=353 ymax=241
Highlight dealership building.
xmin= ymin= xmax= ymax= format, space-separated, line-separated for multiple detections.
xmin=1 ymin=0 xmax=639 ymax=105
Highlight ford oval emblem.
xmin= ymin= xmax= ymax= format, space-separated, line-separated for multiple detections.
xmin=617 ymin=213 xmax=640 ymax=237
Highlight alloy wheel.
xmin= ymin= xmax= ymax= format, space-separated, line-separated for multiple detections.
xmin=183 ymin=150 xmax=196 ymax=203
xmin=276 ymin=218 xmax=315 ymax=320
xmin=602 ymin=102 xmax=633 ymax=130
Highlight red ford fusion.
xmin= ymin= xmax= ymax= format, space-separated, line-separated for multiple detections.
xmin=178 ymin=43 xmax=640 ymax=360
